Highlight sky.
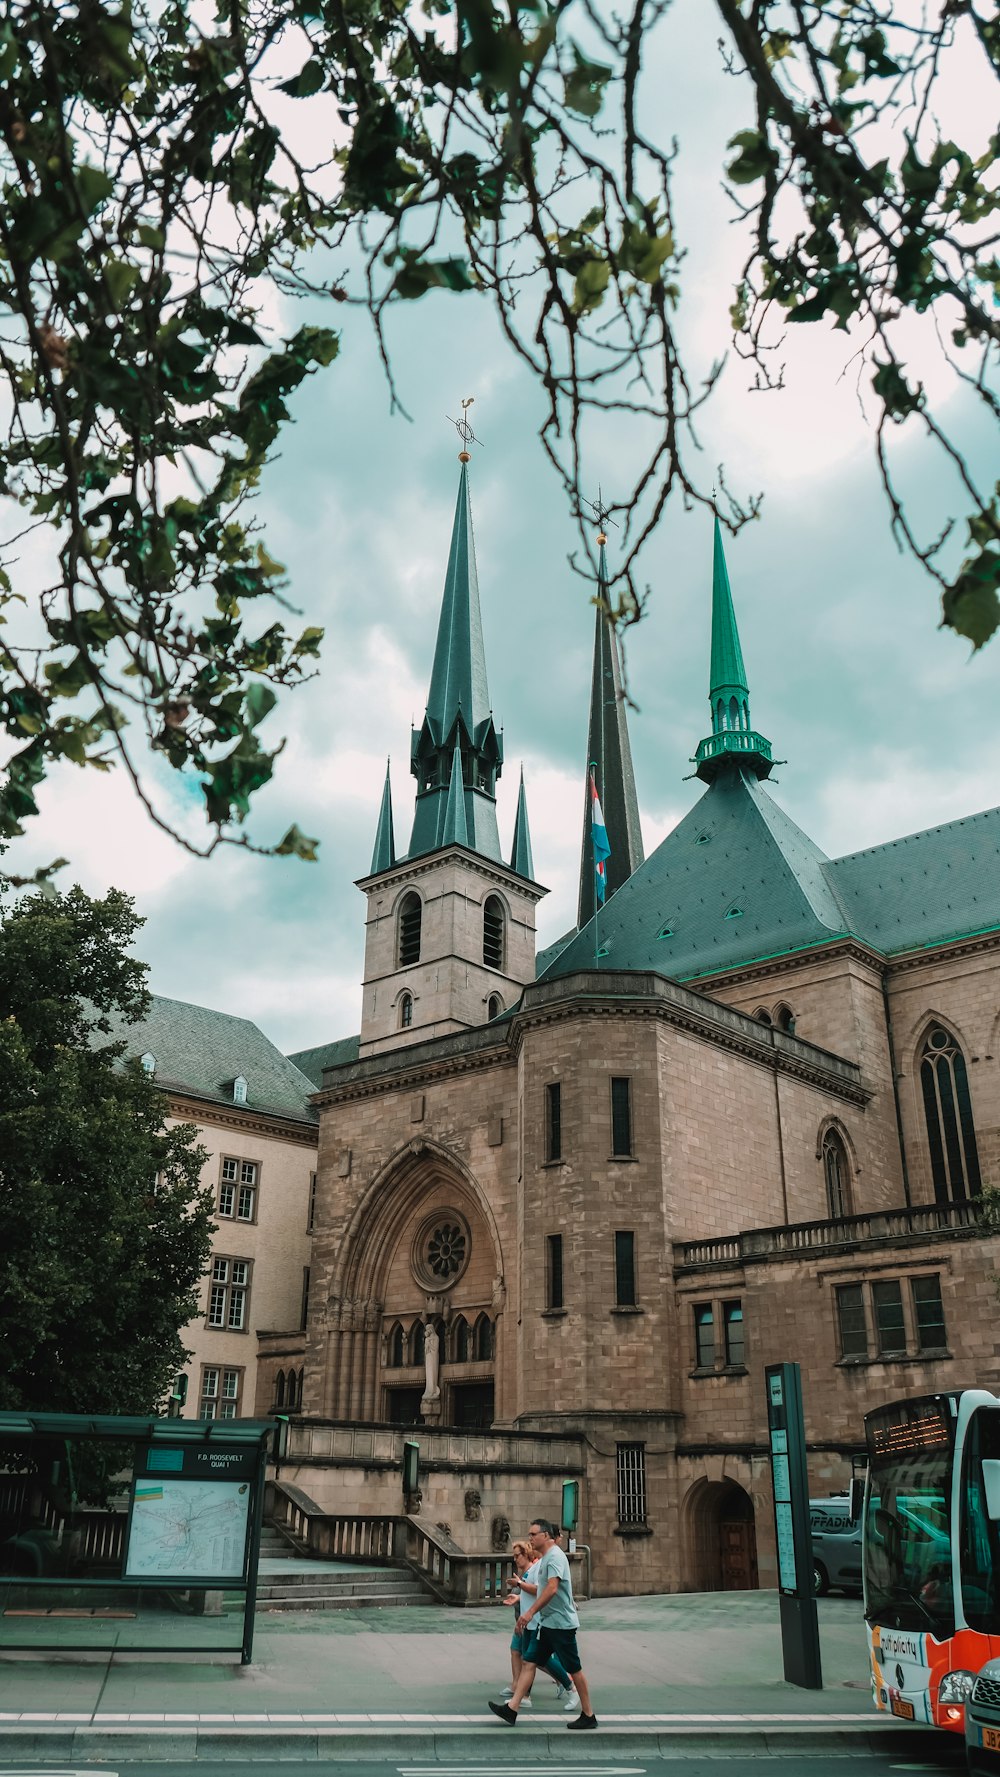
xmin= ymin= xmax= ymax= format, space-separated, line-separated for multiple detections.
xmin=9 ymin=1 xmax=999 ymax=1060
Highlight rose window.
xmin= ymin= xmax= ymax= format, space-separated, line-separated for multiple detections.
xmin=427 ymin=1222 xmax=466 ymax=1279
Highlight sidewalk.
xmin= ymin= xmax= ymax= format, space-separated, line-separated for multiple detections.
xmin=0 ymin=1590 xmax=943 ymax=1761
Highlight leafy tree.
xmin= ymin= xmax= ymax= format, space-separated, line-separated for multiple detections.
xmin=0 ymin=884 xmax=214 ymax=1414
xmin=0 ymin=0 xmax=996 ymax=882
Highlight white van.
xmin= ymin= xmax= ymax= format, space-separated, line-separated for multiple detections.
xmin=810 ymin=1496 xmax=863 ymax=1597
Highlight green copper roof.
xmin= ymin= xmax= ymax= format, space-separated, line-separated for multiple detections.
xmin=826 ymin=805 xmax=1000 ymax=954
xmin=578 ymin=540 xmax=644 ymax=926
xmin=370 ymin=759 xmax=396 ymax=874
xmin=694 ymin=518 xmax=773 ymax=784
xmin=287 ymin=1033 xmax=360 ymax=1086
xmin=441 ymin=739 xmax=470 ymax=847
xmin=510 ymin=766 xmax=535 ymax=879
xmin=426 ymin=461 xmax=491 ymax=742
xmin=408 ymin=462 xmax=503 ymax=862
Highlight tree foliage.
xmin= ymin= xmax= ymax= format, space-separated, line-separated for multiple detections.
xmin=0 ymin=884 xmax=214 ymax=1414
xmin=0 ymin=0 xmax=996 ymax=876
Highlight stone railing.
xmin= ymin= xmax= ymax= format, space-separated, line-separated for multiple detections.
xmin=404 ymin=1516 xmax=513 ymax=1607
xmin=282 ymin=1419 xmax=584 ymax=1474
xmin=676 ymin=1199 xmax=982 ymax=1272
xmin=268 ymin=1481 xmax=406 ymax=1564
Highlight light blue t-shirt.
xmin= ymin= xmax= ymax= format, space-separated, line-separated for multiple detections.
xmin=534 ymin=1543 xmax=579 ymax=1629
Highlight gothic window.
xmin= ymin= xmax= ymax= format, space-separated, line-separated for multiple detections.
xmin=729 ymin=696 xmax=740 ymax=730
xmin=774 ymin=1004 xmax=795 ymax=1033
xmin=483 ymin=896 xmax=505 ymax=970
xmin=822 ymin=1128 xmax=850 ymax=1220
xmin=474 ymin=1314 xmax=494 ymax=1361
xmin=487 ymin=993 xmax=503 ymax=1020
xmin=275 ymin=1369 xmax=286 ymax=1409
xmin=920 ymin=1024 xmax=982 ymax=1203
xmin=452 ymin=1316 xmax=470 ymax=1363
xmin=753 ymin=1008 xmax=772 ymax=1025
xmin=388 ymin=1322 xmax=405 ymax=1367
xmin=411 ymin=1320 xmax=425 ymax=1367
xmin=398 ymin=892 xmax=422 ymax=967
xmin=399 ymin=992 xmax=413 ymax=1029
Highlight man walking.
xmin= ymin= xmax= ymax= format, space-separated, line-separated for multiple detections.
xmin=488 ymin=1518 xmax=598 ymax=1730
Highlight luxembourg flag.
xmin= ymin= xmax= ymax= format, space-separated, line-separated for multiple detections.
xmin=589 ymin=765 xmax=612 ymax=905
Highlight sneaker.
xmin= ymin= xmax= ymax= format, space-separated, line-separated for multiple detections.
xmin=489 ymin=1701 xmax=518 ymax=1726
xmin=566 ymin=1712 xmax=598 ymax=1730
xmin=520 ymin=1698 xmax=533 ymax=1710
xmin=563 ymin=1690 xmax=579 ymax=1712
xmin=501 ymin=1686 xmax=514 ymax=1699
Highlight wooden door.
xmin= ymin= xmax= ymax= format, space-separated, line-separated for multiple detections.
xmin=720 ymin=1517 xmax=759 ymax=1590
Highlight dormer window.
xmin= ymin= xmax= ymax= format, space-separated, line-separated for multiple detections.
xmin=233 ymin=1075 xmax=248 ymax=1105
xmin=140 ymin=1052 xmax=156 ymax=1076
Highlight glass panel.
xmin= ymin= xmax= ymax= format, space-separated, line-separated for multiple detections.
xmin=240 ymin=1162 xmax=257 ymax=1184
xmin=872 ymin=1280 xmax=906 ymax=1355
xmin=221 ymin=1159 xmax=237 ymax=1182
xmin=694 ymin=1304 xmax=715 ymax=1368
xmin=611 ymin=1078 xmax=632 ymax=1157
xmin=546 ymin=1082 xmax=561 ymax=1162
xmin=218 ymin=1184 xmax=234 ymax=1217
xmin=723 ymin=1300 xmax=744 ymax=1367
xmin=237 ymin=1186 xmax=255 ymax=1220
xmin=835 ymin=1283 xmax=868 ymax=1359
xmin=227 ymin=1288 xmax=246 ymax=1330
xmin=614 ymin=1230 xmax=636 ymax=1306
xmin=864 ymin=1400 xmax=954 ymax=1636
xmin=920 ymin=1055 xmax=949 ymax=1204
xmin=912 ymin=1275 xmax=947 ymax=1352
xmin=208 ymin=1287 xmax=226 ymax=1328
xmin=960 ymin=1406 xmax=1000 ymax=1634
xmin=547 ymin=1235 xmax=563 ymax=1311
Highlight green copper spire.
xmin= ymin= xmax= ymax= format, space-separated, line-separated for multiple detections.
xmin=510 ymin=766 xmax=535 ymax=880
xmin=441 ymin=739 xmax=470 ymax=847
xmin=694 ymin=517 xmax=774 ymax=784
xmin=577 ymin=536 xmax=644 ymax=927
xmin=370 ymin=758 xmax=396 ymax=874
xmin=409 ymin=460 xmax=503 ymax=861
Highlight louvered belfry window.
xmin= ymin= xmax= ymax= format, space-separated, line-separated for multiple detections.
xmin=920 ymin=1024 xmax=982 ymax=1203
xmin=398 ymin=892 xmax=422 ymax=967
xmin=483 ymin=896 xmax=505 ymax=969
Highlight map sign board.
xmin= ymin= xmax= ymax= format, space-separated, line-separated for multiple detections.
xmin=124 ymin=1476 xmax=251 ymax=1581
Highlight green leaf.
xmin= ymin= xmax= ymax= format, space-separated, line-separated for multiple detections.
xmin=293 ymin=626 xmax=324 ymax=657
xmin=564 ymin=45 xmax=612 ymax=119
xmin=572 ymin=256 xmax=610 ymax=313
xmin=244 ymin=682 xmax=277 ymax=727
xmin=942 ymin=551 xmax=1000 ymax=650
xmin=275 ymin=823 xmax=320 ymax=861
xmin=75 ymin=164 xmax=115 ymax=218
xmin=279 ymin=58 xmax=325 ymax=98
xmin=726 ymin=129 xmax=778 ymax=186
xmin=104 ymin=258 xmax=140 ymax=312
xmin=872 ymin=359 xmax=922 ymax=420
xmin=137 ymin=223 xmax=165 ymax=250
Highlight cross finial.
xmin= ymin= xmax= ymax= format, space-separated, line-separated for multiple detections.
xmin=587 ymin=486 xmax=618 ymax=546
xmin=447 ymin=397 xmax=483 ymax=463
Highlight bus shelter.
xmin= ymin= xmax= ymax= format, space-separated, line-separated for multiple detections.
xmin=0 ymin=1411 xmax=274 ymax=1663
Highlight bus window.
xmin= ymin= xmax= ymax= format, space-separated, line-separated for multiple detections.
xmin=960 ymin=1408 xmax=1000 ymax=1634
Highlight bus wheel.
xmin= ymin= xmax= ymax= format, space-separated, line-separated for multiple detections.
xmin=813 ymin=1561 xmax=829 ymax=1597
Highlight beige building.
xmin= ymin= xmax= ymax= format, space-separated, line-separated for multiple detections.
xmin=259 ymin=461 xmax=1000 ymax=1597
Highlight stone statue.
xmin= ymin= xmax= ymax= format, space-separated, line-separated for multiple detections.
xmin=423 ymin=1319 xmax=440 ymax=1401
xmin=464 ymin=1488 xmax=482 ymax=1521
xmin=491 ymin=1515 xmax=511 ymax=1551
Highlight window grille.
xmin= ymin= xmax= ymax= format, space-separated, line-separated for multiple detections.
xmin=823 ymin=1129 xmax=849 ymax=1219
xmin=912 ymin=1275 xmax=947 ymax=1351
xmin=723 ymin=1300 xmax=745 ymax=1367
xmin=546 ymin=1234 xmax=564 ymax=1311
xmin=201 ymin=1366 xmax=242 ymax=1419
xmin=872 ymin=1279 xmax=906 ymax=1356
xmin=920 ymin=1025 xmax=982 ymax=1203
xmin=219 ymin=1157 xmax=257 ymax=1220
xmin=398 ymin=893 xmax=422 ymax=966
xmin=614 ymin=1230 xmax=636 ymax=1307
xmin=545 ymin=1082 xmax=562 ymax=1162
xmin=835 ymin=1282 xmax=868 ymax=1359
xmin=483 ymin=896 xmax=505 ymax=970
xmin=611 ymin=1077 xmax=632 ymax=1156
xmin=208 ymin=1257 xmax=250 ymax=1329
xmin=694 ymin=1304 xmax=715 ymax=1368
xmin=616 ymin=1443 xmax=647 ymax=1525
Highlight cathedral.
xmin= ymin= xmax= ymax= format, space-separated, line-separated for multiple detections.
xmin=127 ymin=446 xmax=1000 ymax=1597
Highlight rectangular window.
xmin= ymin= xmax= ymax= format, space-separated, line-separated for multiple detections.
xmin=307 ymin=1170 xmax=317 ymax=1233
xmin=300 ymin=1265 xmax=311 ymax=1331
xmin=835 ymin=1282 xmax=868 ymax=1359
xmin=207 ymin=1256 xmax=251 ymax=1330
xmin=723 ymin=1300 xmax=745 ymax=1367
xmin=694 ymin=1303 xmax=715 ymax=1369
xmin=201 ymin=1366 xmax=242 ymax=1420
xmin=218 ymin=1156 xmax=258 ymax=1220
xmin=912 ymin=1274 xmax=947 ymax=1352
xmin=610 ymin=1077 xmax=633 ymax=1157
xmin=872 ymin=1279 xmax=906 ymax=1356
xmin=546 ymin=1234 xmax=564 ymax=1311
xmin=616 ymin=1443 xmax=647 ymax=1525
xmin=614 ymin=1230 xmax=637 ymax=1307
xmin=545 ymin=1082 xmax=562 ymax=1162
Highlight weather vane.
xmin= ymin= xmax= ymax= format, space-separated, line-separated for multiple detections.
xmin=587 ymin=487 xmax=618 ymax=545
xmin=447 ymin=397 xmax=483 ymax=462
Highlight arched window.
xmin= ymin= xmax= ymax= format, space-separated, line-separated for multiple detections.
xmin=474 ymin=1314 xmax=494 ymax=1361
xmin=729 ymin=696 xmax=740 ymax=731
xmin=822 ymin=1128 xmax=850 ymax=1219
xmin=399 ymin=992 xmax=413 ymax=1029
xmin=398 ymin=892 xmax=422 ymax=967
xmin=487 ymin=993 xmax=503 ymax=1021
xmin=774 ymin=1004 xmax=795 ymax=1034
xmin=295 ymin=1367 xmax=304 ymax=1409
xmin=715 ymin=699 xmax=724 ymax=730
xmin=452 ymin=1316 xmax=470 ymax=1363
xmin=753 ymin=1008 xmax=772 ymax=1026
xmin=388 ymin=1322 xmax=405 ymax=1367
xmin=920 ymin=1024 xmax=982 ymax=1203
xmin=411 ymin=1320 xmax=425 ymax=1367
xmin=483 ymin=896 xmax=505 ymax=970
xmin=275 ymin=1369 xmax=286 ymax=1409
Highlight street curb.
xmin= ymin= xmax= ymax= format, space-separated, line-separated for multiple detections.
xmin=0 ymin=1721 xmax=953 ymax=1761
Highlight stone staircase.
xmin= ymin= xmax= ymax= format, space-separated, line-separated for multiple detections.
xmin=255 ymin=1522 xmax=430 ymax=1612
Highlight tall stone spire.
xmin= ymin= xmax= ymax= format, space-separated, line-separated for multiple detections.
xmin=408 ymin=459 xmax=503 ymax=861
xmin=510 ymin=766 xmax=535 ymax=880
xmin=694 ymin=517 xmax=774 ymax=784
xmin=370 ymin=759 xmax=395 ymax=873
xmin=441 ymin=738 xmax=470 ymax=847
xmin=577 ymin=534 xmax=644 ymax=928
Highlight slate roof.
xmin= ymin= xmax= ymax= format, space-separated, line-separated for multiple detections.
xmin=540 ymin=771 xmax=1000 ymax=986
xmin=105 ymin=994 xmax=318 ymax=1123
xmin=287 ymin=1034 xmax=361 ymax=1087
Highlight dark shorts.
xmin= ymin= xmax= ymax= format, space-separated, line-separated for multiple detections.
xmin=533 ymin=1625 xmax=582 ymax=1675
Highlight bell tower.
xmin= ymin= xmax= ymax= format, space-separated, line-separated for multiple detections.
xmin=357 ymin=435 xmax=546 ymax=1057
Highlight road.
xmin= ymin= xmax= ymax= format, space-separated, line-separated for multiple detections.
xmin=0 ymin=1751 xmax=969 ymax=1777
